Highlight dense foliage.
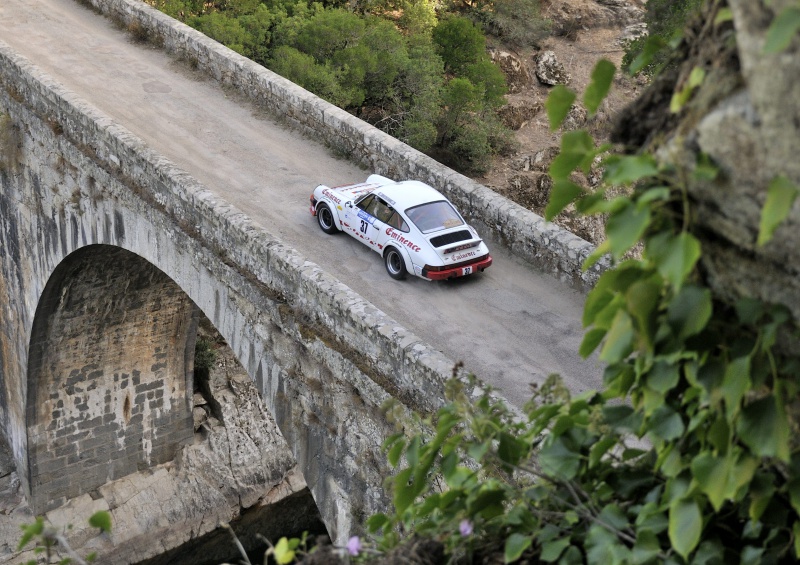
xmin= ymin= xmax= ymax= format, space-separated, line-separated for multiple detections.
xmin=145 ymin=0 xmax=541 ymax=172
xmin=362 ymin=5 xmax=800 ymax=564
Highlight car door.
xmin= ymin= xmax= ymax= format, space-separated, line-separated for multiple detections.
xmin=343 ymin=194 xmax=383 ymax=250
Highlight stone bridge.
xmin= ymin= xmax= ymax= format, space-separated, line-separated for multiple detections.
xmin=0 ymin=0 xmax=602 ymax=550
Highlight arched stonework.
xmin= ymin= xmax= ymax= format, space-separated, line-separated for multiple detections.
xmin=25 ymin=245 xmax=197 ymax=513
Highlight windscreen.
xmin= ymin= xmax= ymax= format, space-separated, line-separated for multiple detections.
xmin=405 ymin=201 xmax=464 ymax=234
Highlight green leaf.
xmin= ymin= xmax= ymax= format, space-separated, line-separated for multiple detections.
xmin=749 ymin=472 xmax=776 ymax=522
xmin=667 ymin=285 xmax=712 ymax=341
xmin=714 ymin=7 xmax=733 ymax=25
xmin=583 ymin=285 xmax=614 ymax=327
xmin=670 ymin=67 xmax=705 ymax=113
xmin=17 ymin=518 xmax=45 ymax=551
xmin=626 ymin=278 xmax=661 ymax=349
xmin=406 ymin=436 xmax=420 ymax=468
xmin=583 ymin=239 xmax=611 ymax=270
xmin=722 ymin=356 xmax=751 ymax=418
xmin=583 ymin=59 xmax=616 ymax=115
xmin=647 ymin=232 xmax=701 ymax=290
xmin=691 ymin=452 xmax=732 ymax=511
xmin=764 ymin=6 xmax=800 ymax=53
xmin=648 ymin=405 xmax=685 ymax=442
xmin=387 ymin=438 xmax=406 ymax=468
xmin=88 ymin=511 xmax=112 ymax=534
xmin=498 ymin=432 xmax=525 ymax=468
xmin=540 ymin=537 xmax=570 ymax=562
xmin=632 ymin=530 xmax=661 ymax=564
xmin=628 ymin=35 xmax=667 ymax=75
xmin=603 ymin=154 xmax=659 ymax=186
xmin=757 ymin=175 xmax=799 ymax=246
xmin=668 ymin=497 xmax=702 ymax=559
xmin=505 ymin=533 xmax=532 ymax=562
xmin=737 ymin=396 xmax=790 ymax=462
xmin=646 ymin=361 xmax=680 ymax=395
xmin=545 ymin=85 xmax=577 ymax=130
xmin=600 ymin=309 xmax=634 ymax=363
xmin=606 ymin=202 xmax=651 ymax=258
xmin=274 ymin=537 xmax=296 ymax=565
xmin=538 ymin=436 xmax=581 ymax=479
xmin=794 ymin=521 xmax=800 ymax=559
xmin=545 ymin=180 xmax=584 ymax=220
xmin=367 ymin=513 xmax=390 ymax=534
xmin=589 ymin=436 xmax=618 ymax=468
xmin=393 ymin=468 xmax=415 ymax=512
xmin=550 ymin=130 xmax=596 ymax=179
xmin=579 ymin=328 xmax=607 ymax=358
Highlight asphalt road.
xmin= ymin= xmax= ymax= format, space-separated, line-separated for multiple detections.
xmin=0 ymin=0 xmax=602 ymax=407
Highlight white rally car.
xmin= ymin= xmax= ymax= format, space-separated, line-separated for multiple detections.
xmin=309 ymin=175 xmax=492 ymax=280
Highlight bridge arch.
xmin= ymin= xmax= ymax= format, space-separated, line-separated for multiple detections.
xmin=26 ymin=244 xmax=198 ymax=513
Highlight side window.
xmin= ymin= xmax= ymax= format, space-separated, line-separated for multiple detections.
xmin=356 ymin=194 xmax=375 ymax=212
xmin=386 ymin=211 xmax=409 ymax=232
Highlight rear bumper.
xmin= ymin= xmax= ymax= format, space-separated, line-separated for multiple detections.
xmin=423 ymin=255 xmax=493 ymax=280
xmin=309 ymin=194 xmax=317 ymax=216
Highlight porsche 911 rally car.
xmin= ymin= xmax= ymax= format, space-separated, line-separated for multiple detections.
xmin=310 ymin=174 xmax=492 ymax=280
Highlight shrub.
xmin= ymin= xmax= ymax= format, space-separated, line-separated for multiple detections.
xmin=432 ymin=16 xmax=486 ymax=75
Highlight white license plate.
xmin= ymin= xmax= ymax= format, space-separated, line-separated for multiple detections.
xmin=461 ymin=266 xmax=473 ymax=276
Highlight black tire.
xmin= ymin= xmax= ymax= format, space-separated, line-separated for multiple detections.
xmin=317 ymin=203 xmax=339 ymax=234
xmin=384 ymin=247 xmax=407 ymax=280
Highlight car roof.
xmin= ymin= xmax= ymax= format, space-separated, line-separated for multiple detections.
xmin=371 ymin=179 xmax=448 ymax=212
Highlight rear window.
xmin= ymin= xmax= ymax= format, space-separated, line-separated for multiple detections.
xmin=405 ymin=201 xmax=463 ymax=234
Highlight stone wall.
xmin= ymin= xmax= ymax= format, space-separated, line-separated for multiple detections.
xmin=81 ymin=0 xmax=606 ymax=290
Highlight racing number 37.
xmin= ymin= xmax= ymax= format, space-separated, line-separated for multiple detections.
xmin=360 ymin=220 xmax=368 ymax=234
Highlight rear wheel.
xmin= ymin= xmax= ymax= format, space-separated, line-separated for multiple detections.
xmin=384 ymin=247 xmax=407 ymax=280
xmin=317 ymin=203 xmax=338 ymax=234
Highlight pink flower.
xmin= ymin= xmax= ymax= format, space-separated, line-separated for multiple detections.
xmin=459 ymin=519 xmax=473 ymax=537
xmin=347 ymin=536 xmax=362 ymax=556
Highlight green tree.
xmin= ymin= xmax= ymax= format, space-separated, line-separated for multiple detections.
xmin=432 ymin=16 xmax=486 ymax=75
xmin=397 ymin=0 xmax=438 ymax=36
xmin=267 ymin=45 xmax=352 ymax=106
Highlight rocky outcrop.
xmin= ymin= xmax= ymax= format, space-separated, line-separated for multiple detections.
xmin=497 ymin=101 xmax=542 ymax=130
xmin=535 ymin=50 xmax=571 ymax=85
xmin=491 ymin=50 xmax=530 ymax=93
xmin=612 ymin=0 xmax=800 ymax=325
xmin=544 ymin=0 xmax=645 ymax=36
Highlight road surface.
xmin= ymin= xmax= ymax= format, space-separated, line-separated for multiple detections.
xmin=0 ymin=0 xmax=603 ymax=407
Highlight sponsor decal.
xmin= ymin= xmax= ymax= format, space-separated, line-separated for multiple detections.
xmin=357 ymin=210 xmax=375 ymax=224
xmin=375 ymin=192 xmax=396 ymax=206
xmin=452 ymin=250 xmax=477 ymax=262
xmin=322 ymin=189 xmax=342 ymax=205
xmin=385 ymin=228 xmax=421 ymax=253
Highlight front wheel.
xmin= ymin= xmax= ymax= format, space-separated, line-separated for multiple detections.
xmin=316 ymin=203 xmax=338 ymax=234
xmin=384 ymin=247 xmax=407 ymax=280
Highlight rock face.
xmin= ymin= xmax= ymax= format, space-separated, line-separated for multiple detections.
xmin=535 ymin=50 xmax=571 ymax=85
xmin=491 ymin=50 xmax=531 ymax=93
xmin=545 ymin=0 xmax=646 ymax=36
xmin=497 ymin=101 xmax=542 ymax=130
xmin=0 ymin=324 xmax=324 ymax=564
xmin=612 ymin=0 xmax=800 ymax=326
